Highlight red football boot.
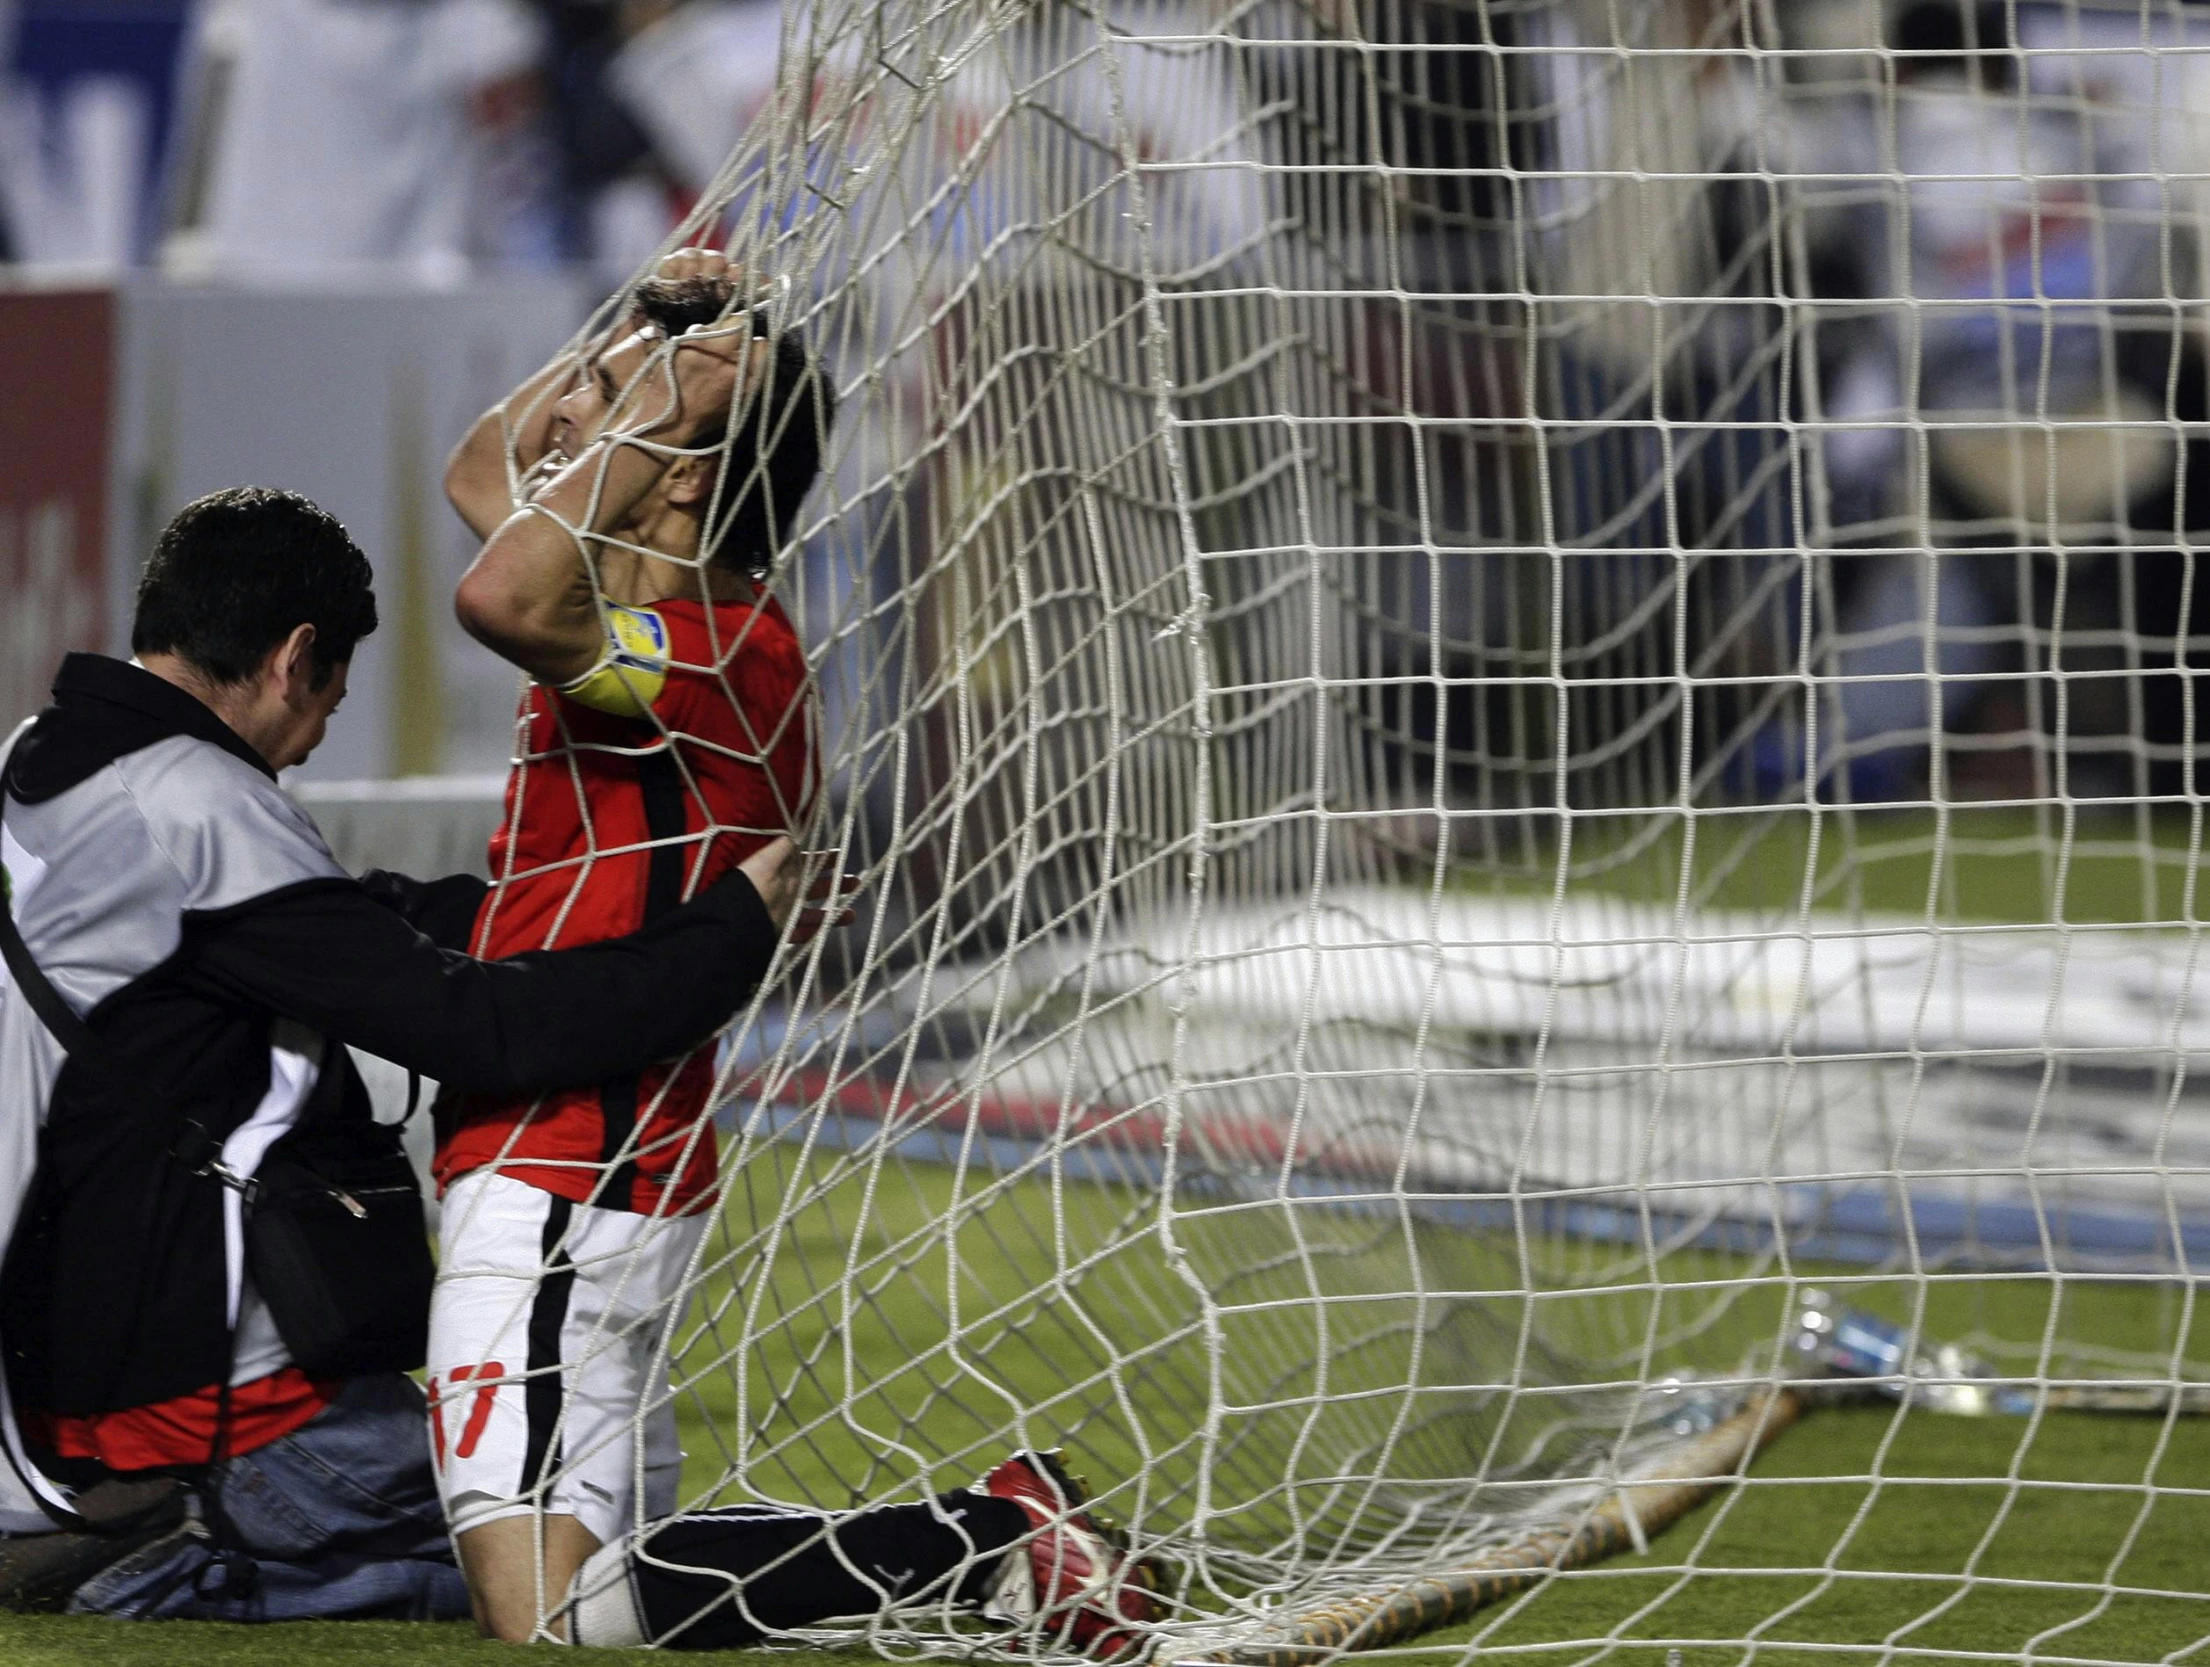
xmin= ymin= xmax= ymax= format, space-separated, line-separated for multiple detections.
xmin=978 ymin=1450 xmax=1161 ymax=1659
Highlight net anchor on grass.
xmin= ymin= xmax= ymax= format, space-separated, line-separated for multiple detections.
xmin=1181 ymin=1385 xmax=1807 ymax=1667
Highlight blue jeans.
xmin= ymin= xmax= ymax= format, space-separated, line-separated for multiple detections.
xmin=69 ymin=1372 xmax=471 ymax=1621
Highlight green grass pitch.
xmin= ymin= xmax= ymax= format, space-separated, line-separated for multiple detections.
xmin=6 ymin=1382 xmax=2203 ymax=1665
xmin=5 ymin=808 xmax=2206 ymax=1662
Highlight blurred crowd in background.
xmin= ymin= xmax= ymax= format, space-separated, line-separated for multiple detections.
xmin=0 ymin=0 xmax=779 ymax=283
xmin=1780 ymin=0 xmax=2210 ymax=802
xmin=8 ymin=0 xmax=2210 ymax=810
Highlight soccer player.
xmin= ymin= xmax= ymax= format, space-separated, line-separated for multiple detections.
xmin=437 ymin=256 xmax=1160 ymax=1653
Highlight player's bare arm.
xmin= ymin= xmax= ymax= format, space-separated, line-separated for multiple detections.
xmin=452 ymin=322 xmax=761 ymax=685
xmin=443 ymin=247 xmax=740 ymax=540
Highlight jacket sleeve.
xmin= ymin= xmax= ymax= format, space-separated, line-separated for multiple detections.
xmin=180 ymin=872 xmax=780 ymax=1094
xmin=356 ymin=869 xmax=491 ymax=952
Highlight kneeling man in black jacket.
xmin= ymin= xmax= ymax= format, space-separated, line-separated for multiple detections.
xmin=0 ymin=486 xmax=809 ymax=1620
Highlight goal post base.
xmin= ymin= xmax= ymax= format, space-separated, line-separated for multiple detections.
xmin=1187 ymin=1387 xmax=1808 ymax=1667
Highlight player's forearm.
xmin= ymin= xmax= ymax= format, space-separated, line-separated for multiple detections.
xmin=536 ymin=431 xmax=671 ymax=541
xmin=446 ymin=356 xmax=577 ymax=540
xmin=454 ymin=511 xmax=602 ymax=686
xmin=445 ymin=288 xmax=643 ymax=540
xmin=453 ymin=435 xmax=668 ymax=681
xmin=445 ymin=415 xmax=524 ymax=542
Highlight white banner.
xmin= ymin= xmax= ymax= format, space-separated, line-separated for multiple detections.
xmin=102 ymin=273 xmax=592 ymax=781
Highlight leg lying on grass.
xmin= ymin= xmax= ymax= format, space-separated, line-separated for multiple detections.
xmin=568 ymin=1451 xmax=1159 ymax=1658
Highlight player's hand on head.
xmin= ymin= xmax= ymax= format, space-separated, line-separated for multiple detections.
xmin=652 ymin=248 xmax=767 ymax=313
xmin=654 ymin=246 xmax=732 ymax=286
xmin=645 ymin=247 xmax=774 ymax=334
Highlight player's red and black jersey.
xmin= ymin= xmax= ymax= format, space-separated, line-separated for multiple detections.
xmin=435 ymin=594 xmax=814 ymax=1215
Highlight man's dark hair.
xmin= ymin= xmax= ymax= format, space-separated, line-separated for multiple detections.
xmin=132 ymin=487 xmax=377 ymax=688
xmin=633 ymin=277 xmax=836 ymax=576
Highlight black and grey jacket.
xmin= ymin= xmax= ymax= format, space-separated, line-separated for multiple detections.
xmin=0 ymin=654 xmax=778 ymax=1525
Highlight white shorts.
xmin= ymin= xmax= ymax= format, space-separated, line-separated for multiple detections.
xmin=427 ymin=1170 xmax=709 ymax=1547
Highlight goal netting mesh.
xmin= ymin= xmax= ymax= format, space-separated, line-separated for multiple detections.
xmin=477 ymin=0 xmax=2210 ymax=1655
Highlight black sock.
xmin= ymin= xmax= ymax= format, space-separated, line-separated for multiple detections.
xmin=628 ymin=1489 xmax=1029 ymax=1649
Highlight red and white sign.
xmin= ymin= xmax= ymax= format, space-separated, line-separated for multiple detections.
xmin=0 ymin=288 xmax=114 ymax=730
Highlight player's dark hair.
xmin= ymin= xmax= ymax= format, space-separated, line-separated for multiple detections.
xmin=703 ymin=333 xmax=835 ymax=577
xmin=132 ymin=486 xmax=378 ymax=689
xmin=631 ymin=276 xmax=836 ymax=576
xmin=633 ymin=275 xmax=755 ymax=340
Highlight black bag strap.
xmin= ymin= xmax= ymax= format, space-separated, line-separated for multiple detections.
xmin=0 ymin=773 xmax=242 ymax=1190
xmin=1 ymin=753 xmax=252 ymax=1570
xmin=0 ymin=803 xmax=98 ymax=1066
xmin=0 ymin=758 xmax=100 ymax=1532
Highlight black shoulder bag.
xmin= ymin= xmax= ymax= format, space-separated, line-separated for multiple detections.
xmin=174 ymin=1097 xmax=434 ymax=1380
xmin=0 ymin=779 xmax=434 ymax=1384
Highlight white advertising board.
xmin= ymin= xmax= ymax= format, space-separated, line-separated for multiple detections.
xmin=104 ymin=273 xmax=593 ymax=780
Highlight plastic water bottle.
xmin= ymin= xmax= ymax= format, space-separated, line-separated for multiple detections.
xmin=1787 ymin=1290 xmax=2036 ymax=1415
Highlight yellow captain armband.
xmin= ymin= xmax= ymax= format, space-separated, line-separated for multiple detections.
xmin=557 ymin=603 xmax=671 ymax=718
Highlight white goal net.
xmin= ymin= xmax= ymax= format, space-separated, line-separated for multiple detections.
xmin=459 ymin=0 xmax=2210 ymax=1656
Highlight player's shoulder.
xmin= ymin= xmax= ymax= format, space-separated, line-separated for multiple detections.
xmin=657 ymin=594 xmax=805 ymax=672
xmin=640 ymin=598 xmax=804 ymax=737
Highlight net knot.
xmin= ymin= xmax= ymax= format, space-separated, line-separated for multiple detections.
xmin=1155 ymin=593 xmax=1211 ymax=645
